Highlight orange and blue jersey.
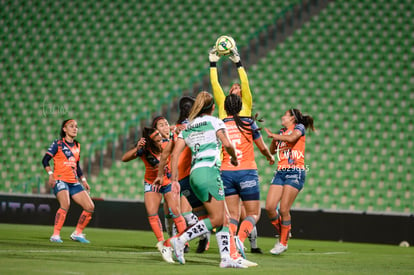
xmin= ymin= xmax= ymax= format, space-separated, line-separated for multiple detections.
xmin=276 ymin=123 xmax=306 ymax=170
xmin=221 ymin=117 xmax=261 ymax=171
xmin=46 ymin=138 xmax=80 ymax=183
xmin=136 ymin=148 xmax=170 ymax=186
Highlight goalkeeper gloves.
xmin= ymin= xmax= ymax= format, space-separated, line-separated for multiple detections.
xmin=209 ymin=48 xmax=220 ymax=63
xmin=229 ymin=47 xmax=241 ymax=63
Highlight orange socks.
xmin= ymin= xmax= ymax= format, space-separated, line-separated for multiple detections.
xmin=237 ymin=216 xmax=255 ymax=243
xmin=229 ymin=225 xmax=239 ymax=259
xmin=173 ymin=215 xmax=187 ymax=234
xmin=229 ymin=218 xmax=239 ymax=237
xmin=53 ymin=208 xmax=67 ymax=236
xmin=280 ymin=220 xmax=291 ymax=246
xmin=75 ymin=210 xmax=93 ymax=234
xmin=148 ymin=214 xmax=164 ymax=242
xmin=270 ymin=216 xmax=281 ymax=235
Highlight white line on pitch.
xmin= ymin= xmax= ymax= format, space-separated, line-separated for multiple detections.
xmin=0 ymin=249 xmax=159 ymax=255
xmin=290 ymin=251 xmax=350 ymax=255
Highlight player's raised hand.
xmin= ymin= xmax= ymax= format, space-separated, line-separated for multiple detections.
xmin=136 ymin=137 xmax=146 ymax=149
xmin=175 ymin=124 xmax=186 ymax=134
xmin=209 ymin=48 xmax=220 ymax=63
xmin=229 ymin=47 xmax=241 ymax=63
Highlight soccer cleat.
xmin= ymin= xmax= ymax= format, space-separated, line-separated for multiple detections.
xmin=275 ymin=231 xmax=292 ymax=239
xmin=170 ymin=237 xmax=186 ymax=264
xmin=234 ymin=236 xmax=246 ymax=259
xmin=270 ymin=242 xmax=288 ymax=255
xmin=50 ymin=235 xmax=63 ymax=243
xmin=156 ymin=240 xmax=164 ymax=252
xmin=184 ymin=243 xmax=190 ymax=254
xmin=250 ymin=247 xmax=263 ymax=254
xmin=219 ymin=257 xmax=248 ymax=269
xmin=235 ymin=257 xmax=258 ymax=267
xmin=70 ymin=232 xmax=90 ymax=243
xmin=156 ymin=241 xmax=174 ymax=264
xmin=196 ymin=237 xmax=208 ymax=253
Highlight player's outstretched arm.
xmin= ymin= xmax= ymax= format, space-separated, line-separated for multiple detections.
xmin=230 ymin=48 xmax=252 ymax=117
xmin=122 ymin=138 xmax=145 ymax=162
xmin=209 ymin=48 xmax=226 ymax=119
xmin=254 ymin=136 xmax=275 ymax=165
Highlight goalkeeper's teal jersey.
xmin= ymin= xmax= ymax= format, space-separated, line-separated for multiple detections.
xmin=178 ymin=115 xmax=226 ymax=172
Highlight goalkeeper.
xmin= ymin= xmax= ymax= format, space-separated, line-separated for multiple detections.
xmin=209 ymin=45 xmax=263 ymax=255
xmin=209 ymin=46 xmax=252 ymax=119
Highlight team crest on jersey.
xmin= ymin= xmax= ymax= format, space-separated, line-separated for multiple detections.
xmin=68 ymin=156 xmax=76 ymax=162
xmin=62 ymin=147 xmax=72 ymax=157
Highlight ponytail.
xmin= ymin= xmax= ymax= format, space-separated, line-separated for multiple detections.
xmin=188 ymin=91 xmax=214 ymax=121
xmin=290 ymin=109 xmax=315 ymax=132
xmin=302 ymin=115 xmax=315 ymax=132
xmin=177 ymin=96 xmax=195 ymax=124
xmin=224 ymin=94 xmax=261 ymax=141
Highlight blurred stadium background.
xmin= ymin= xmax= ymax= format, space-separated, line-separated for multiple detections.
xmin=1 ymin=0 xmax=413 ymax=216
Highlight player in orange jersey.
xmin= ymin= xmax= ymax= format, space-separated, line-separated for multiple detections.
xmin=42 ymin=119 xmax=94 ymax=244
xmin=151 ymin=115 xmax=190 ymax=251
xmin=121 ymin=126 xmax=184 ymax=263
xmin=221 ymin=94 xmax=274 ymax=259
xmin=264 ymin=108 xmax=315 ymax=255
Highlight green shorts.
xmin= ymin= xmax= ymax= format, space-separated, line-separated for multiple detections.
xmin=190 ymin=166 xmax=225 ymax=203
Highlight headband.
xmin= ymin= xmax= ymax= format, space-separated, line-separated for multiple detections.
xmin=149 ymin=130 xmax=160 ymax=139
xmin=152 ymin=116 xmax=166 ymax=128
xmin=201 ymin=100 xmax=214 ymax=112
xmin=64 ymin=119 xmax=76 ymax=127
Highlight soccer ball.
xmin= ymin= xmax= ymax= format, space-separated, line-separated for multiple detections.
xmin=399 ymin=241 xmax=410 ymax=247
xmin=215 ymin=35 xmax=236 ymax=56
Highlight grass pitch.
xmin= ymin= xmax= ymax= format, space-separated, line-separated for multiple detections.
xmin=0 ymin=223 xmax=413 ymax=275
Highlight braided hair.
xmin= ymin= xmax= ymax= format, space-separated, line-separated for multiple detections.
xmin=224 ymin=94 xmax=261 ymax=141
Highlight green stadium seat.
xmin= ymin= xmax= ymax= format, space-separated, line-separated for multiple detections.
xmin=1 ymin=0 xmax=412 ymax=215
